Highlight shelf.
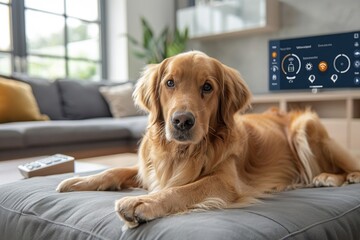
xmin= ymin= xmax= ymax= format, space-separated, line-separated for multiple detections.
xmin=176 ymin=0 xmax=279 ymax=41
xmin=350 ymin=120 xmax=360 ymax=154
xmin=249 ymin=102 xmax=280 ymax=114
xmin=320 ymin=118 xmax=349 ymax=148
xmin=287 ymin=100 xmax=347 ymax=119
xmin=249 ymin=90 xmax=360 ymax=155
xmin=353 ymin=99 xmax=360 ymax=118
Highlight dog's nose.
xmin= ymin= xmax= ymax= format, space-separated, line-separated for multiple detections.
xmin=171 ymin=111 xmax=195 ymax=131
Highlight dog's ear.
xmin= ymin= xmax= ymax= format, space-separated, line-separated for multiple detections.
xmin=219 ymin=64 xmax=252 ymax=126
xmin=133 ymin=60 xmax=168 ymax=123
xmin=133 ymin=64 xmax=159 ymax=112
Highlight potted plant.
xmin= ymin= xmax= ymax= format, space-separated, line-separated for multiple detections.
xmin=128 ymin=17 xmax=189 ymax=64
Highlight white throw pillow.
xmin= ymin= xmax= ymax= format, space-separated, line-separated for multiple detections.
xmin=99 ymin=83 xmax=139 ymax=118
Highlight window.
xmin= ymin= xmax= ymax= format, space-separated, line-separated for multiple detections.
xmin=0 ymin=0 xmax=12 ymax=75
xmin=0 ymin=0 xmax=106 ymax=80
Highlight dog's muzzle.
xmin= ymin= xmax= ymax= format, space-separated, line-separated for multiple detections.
xmin=170 ymin=111 xmax=195 ymax=142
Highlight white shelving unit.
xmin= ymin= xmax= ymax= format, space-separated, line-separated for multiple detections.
xmin=176 ymin=0 xmax=279 ymax=41
xmin=248 ymin=90 xmax=360 ymax=158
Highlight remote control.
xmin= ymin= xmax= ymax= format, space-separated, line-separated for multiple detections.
xmin=18 ymin=154 xmax=75 ymax=178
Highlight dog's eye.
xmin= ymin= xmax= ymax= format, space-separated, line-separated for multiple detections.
xmin=166 ymin=80 xmax=175 ymax=88
xmin=202 ymin=83 xmax=213 ymax=93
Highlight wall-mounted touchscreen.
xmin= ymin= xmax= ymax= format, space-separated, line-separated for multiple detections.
xmin=269 ymin=31 xmax=360 ymax=90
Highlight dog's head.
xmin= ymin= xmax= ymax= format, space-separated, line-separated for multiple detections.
xmin=133 ymin=51 xmax=251 ymax=145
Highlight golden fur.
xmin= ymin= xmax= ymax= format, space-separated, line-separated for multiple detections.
xmin=57 ymin=51 xmax=360 ymax=229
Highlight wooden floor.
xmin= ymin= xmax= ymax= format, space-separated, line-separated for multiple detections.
xmin=0 ymin=153 xmax=138 ymax=185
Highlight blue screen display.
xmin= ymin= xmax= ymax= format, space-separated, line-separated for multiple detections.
xmin=269 ymin=31 xmax=360 ymax=90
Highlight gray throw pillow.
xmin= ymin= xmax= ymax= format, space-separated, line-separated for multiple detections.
xmin=56 ymin=79 xmax=112 ymax=120
xmin=10 ymin=74 xmax=65 ymax=120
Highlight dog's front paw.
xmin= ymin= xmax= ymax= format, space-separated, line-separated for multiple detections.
xmin=346 ymin=172 xmax=360 ymax=184
xmin=56 ymin=175 xmax=110 ymax=192
xmin=313 ymin=173 xmax=345 ymax=187
xmin=115 ymin=195 xmax=164 ymax=228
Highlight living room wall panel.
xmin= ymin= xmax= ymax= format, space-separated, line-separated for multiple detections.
xmin=107 ymin=0 xmax=360 ymax=91
xmin=190 ymin=0 xmax=360 ymax=93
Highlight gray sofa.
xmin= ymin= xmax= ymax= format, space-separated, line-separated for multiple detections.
xmin=1 ymin=76 xmax=360 ymax=239
xmin=0 ymin=75 xmax=148 ymax=160
xmin=0 ymin=170 xmax=360 ymax=240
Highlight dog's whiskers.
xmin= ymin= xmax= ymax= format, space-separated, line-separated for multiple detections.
xmin=196 ymin=108 xmax=208 ymax=114
xmin=207 ymin=126 xmax=224 ymax=142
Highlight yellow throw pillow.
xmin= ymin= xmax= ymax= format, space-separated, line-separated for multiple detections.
xmin=0 ymin=77 xmax=49 ymax=123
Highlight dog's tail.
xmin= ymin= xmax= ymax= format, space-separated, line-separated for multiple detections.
xmin=288 ymin=109 xmax=360 ymax=184
xmin=287 ymin=110 xmax=323 ymax=184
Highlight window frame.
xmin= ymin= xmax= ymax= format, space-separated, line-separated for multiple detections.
xmin=0 ymin=0 xmax=15 ymax=75
xmin=6 ymin=0 xmax=107 ymax=80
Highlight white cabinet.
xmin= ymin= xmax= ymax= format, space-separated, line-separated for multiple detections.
xmin=249 ymin=91 xmax=360 ymax=158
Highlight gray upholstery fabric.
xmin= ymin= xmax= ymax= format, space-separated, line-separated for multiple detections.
xmin=1 ymin=171 xmax=360 ymax=240
xmin=0 ymin=129 xmax=24 ymax=149
xmin=0 ymin=116 xmax=148 ymax=149
xmin=11 ymin=74 xmax=65 ymax=120
xmin=56 ymin=79 xmax=113 ymax=120
xmin=0 ymin=140 xmax=139 ymax=161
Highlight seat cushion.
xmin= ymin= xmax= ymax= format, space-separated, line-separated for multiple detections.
xmin=0 ymin=171 xmax=360 ymax=240
xmin=23 ymin=120 xmax=131 ymax=146
xmin=0 ymin=116 xmax=148 ymax=149
xmin=0 ymin=129 xmax=24 ymax=149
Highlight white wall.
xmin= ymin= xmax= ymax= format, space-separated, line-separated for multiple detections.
xmin=106 ymin=0 xmax=128 ymax=81
xmin=106 ymin=0 xmax=174 ymax=81
xmin=126 ymin=0 xmax=175 ymax=80
xmin=106 ymin=0 xmax=360 ymax=90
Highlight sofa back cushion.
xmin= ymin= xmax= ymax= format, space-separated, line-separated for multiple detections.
xmin=56 ymin=79 xmax=112 ymax=119
xmin=11 ymin=74 xmax=65 ymax=120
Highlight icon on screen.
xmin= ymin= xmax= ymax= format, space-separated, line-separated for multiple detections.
xmin=354 ymin=60 xmax=360 ymax=68
xmin=355 ymin=50 xmax=360 ymax=57
xmin=331 ymin=74 xmax=338 ymax=83
xmin=305 ymin=63 xmax=313 ymax=71
xmin=318 ymin=61 xmax=328 ymax=72
xmin=308 ymin=75 xmax=316 ymax=83
xmin=288 ymin=62 xmax=295 ymax=72
xmin=354 ymin=77 xmax=360 ymax=85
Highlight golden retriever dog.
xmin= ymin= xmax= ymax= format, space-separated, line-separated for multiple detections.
xmin=57 ymin=51 xmax=360 ymax=229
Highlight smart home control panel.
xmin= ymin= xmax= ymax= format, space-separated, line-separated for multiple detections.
xmin=269 ymin=31 xmax=360 ymax=90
